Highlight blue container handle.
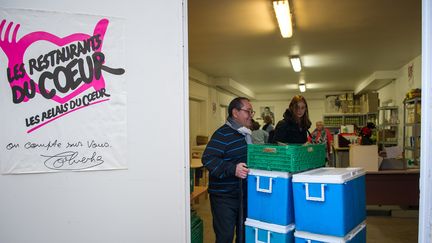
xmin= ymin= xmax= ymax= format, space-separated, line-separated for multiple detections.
xmin=256 ymin=176 xmax=273 ymax=193
xmin=304 ymin=183 xmax=326 ymax=202
xmin=254 ymin=228 xmax=271 ymax=243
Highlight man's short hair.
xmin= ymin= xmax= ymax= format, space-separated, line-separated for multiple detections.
xmin=228 ymin=97 xmax=250 ymax=117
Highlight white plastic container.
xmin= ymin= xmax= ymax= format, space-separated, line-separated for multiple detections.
xmin=294 ymin=221 xmax=366 ymax=243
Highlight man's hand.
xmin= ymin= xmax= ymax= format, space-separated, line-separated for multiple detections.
xmin=235 ymin=163 xmax=249 ymax=179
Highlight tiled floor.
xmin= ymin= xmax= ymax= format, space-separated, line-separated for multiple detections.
xmin=193 ymin=196 xmax=418 ymax=243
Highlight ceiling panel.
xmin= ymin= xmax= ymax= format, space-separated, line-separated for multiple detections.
xmin=188 ymin=0 xmax=421 ymax=95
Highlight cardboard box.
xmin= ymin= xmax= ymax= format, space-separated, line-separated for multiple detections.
xmin=349 ymin=145 xmax=379 ymax=172
xmin=335 ymin=133 xmax=359 ymax=147
xmin=407 ymin=111 xmax=421 ymax=123
xmin=378 ymin=129 xmax=397 ymax=141
xmin=360 ymin=93 xmax=378 ymax=113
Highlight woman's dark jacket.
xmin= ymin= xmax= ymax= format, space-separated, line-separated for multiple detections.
xmin=272 ymin=110 xmax=309 ymax=144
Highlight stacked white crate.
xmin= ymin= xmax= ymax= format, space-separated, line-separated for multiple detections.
xmin=292 ymin=167 xmax=367 ymax=243
xmin=246 ymin=169 xmax=295 ymax=243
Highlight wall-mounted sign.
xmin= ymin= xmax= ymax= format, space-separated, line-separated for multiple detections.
xmin=0 ymin=8 xmax=127 ymax=174
xmin=408 ymin=63 xmax=414 ymax=86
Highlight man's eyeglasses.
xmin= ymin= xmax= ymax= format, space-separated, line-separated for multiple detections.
xmin=239 ymin=109 xmax=255 ymax=115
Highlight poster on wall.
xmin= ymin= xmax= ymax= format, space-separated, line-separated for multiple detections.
xmin=325 ymin=95 xmax=342 ymax=113
xmin=259 ymin=106 xmax=275 ymax=124
xmin=0 ymin=8 xmax=127 ymax=174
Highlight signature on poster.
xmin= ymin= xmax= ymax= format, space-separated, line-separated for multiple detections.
xmin=42 ymin=151 xmax=104 ymax=170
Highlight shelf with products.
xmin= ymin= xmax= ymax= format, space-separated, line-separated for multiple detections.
xmin=323 ymin=114 xmax=344 ymax=127
xmin=365 ymin=112 xmax=377 ymax=125
xmin=323 ymin=113 xmax=376 ymax=133
xmin=403 ymin=97 xmax=421 ymax=168
xmin=323 ymin=114 xmax=363 ymax=126
xmin=344 ymin=115 xmax=365 ymax=126
xmin=377 ymin=106 xmax=399 ymax=148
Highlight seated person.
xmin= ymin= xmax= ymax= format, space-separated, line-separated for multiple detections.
xmin=308 ymin=121 xmax=333 ymax=161
xmin=360 ymin=122 xmax=376 ymax=145
xmin=251 ymin=120 xmax=268 ymax=144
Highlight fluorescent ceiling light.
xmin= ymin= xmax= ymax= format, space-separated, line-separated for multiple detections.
xmin=299 ymin=83 xmax=306 ymax=92
xmin=290 ymin=56 xmax=302 ymax=72
xmin=273 ymin=0 xmax=293 ymax=38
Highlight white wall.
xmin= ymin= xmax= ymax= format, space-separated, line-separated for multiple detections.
xmin=0 ymin=1 xmax=188 ymax=243
xmin=189 ymin=69 xmax=327 ymax=135
xmin=189 ymin=68 xmax=236 ymax=138
xmin=378 ymin=55 xmax=422 ymax=106
xmin=378 ymin=55 xmax=422 ymax=145
xmin=189 ymin=99 xmax=206 ymax=146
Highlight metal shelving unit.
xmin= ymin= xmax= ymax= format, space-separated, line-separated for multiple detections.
xmin=323 ymin=113 xmax=376 ymax=134
xmin=365 ymin=112 xmax=377 ymax=125
xmin=377 ymin=106 xmax=399 ymax=148
xmin=403 ymin=97 xmax=421 ymax=168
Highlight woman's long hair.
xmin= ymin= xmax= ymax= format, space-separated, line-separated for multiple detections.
xmin=285 ymin=95 xmax=312 ymax=129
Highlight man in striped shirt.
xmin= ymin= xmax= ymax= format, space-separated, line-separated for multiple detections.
xmin=202 ymin=97 xmax=254 ymax=243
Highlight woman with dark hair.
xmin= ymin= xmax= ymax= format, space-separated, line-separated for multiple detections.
xmin=272 ymin=95 xmax=312 ymax=144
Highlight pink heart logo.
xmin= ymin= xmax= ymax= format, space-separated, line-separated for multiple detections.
xmin=1 ymin=18 xmax=115 ymax=104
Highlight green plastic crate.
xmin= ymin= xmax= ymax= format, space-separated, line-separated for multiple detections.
xmin=247 ymin=143 xmax=326 ymax=172
xmin=190 ymin=169 xmax=194 ymax=193
xmin=191 ymin=211 xmax=203 ymax=243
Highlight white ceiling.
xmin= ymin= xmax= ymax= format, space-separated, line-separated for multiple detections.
xmin=188 ymin=0 xmax=421 ymax=96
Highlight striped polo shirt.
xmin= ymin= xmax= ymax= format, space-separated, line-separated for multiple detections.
xmin=202 ymin=124 xmax=247 ymax=196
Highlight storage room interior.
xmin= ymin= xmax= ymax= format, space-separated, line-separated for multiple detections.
xmin=188 ymin=0 xmax=423 ymax=242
